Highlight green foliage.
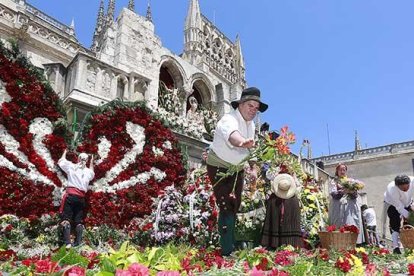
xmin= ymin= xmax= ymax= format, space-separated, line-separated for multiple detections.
xmin=286 ymin=260 xmax=314 ymax=275
xmin=84 ymin=224 xmax=127 ymax=248
xmin=407 ymin=212 xmax=414 ymax=226
xmin=51 ymin=246 xmax=89 ymax=268
xmin=0 ymin=215 xmax=30 ymax=249
xmin=98 ymin=241 xmax=193 ymax=274
xmin=0 ymin=260 xmax=33 ymax=275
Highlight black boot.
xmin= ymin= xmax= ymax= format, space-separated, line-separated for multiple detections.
xmin=62 ymin=222 xmax=71 ymax=247
xmin=74 ymin=224 xmax=84 ymax=247
xmin=218 ymin=212 xmax=236 ymax=256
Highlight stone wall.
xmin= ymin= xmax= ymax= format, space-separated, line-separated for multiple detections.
xmin=316 ymin=143 xmax=414 ymax=237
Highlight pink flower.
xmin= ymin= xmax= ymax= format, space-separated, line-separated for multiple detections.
xmin=156 ymin=271 xmax=180 ymax=276
xmin=34 ymin=259 xmax=60 ymax=273
xmin=128 ymin=263 xmax=149 ymax=276
xmin=66 ymin=266 xmax=86 ymax=276
xmin=249 ymin=267 xmax=265 ymax=276
xmin=365 ymin=263 xmax=377 ymax=276
xmin=115 ymin=270 xmax=131 ymax=276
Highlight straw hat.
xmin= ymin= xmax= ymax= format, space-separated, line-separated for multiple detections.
xmin=271 ymin=173 xmax=296 ymax=199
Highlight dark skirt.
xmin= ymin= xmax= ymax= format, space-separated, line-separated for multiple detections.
xmin=261 ymin=194 xmax=303 ymax=249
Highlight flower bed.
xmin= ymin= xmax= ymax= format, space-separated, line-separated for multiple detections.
xmin=77 ymin=100 xmax=186 ymax=227
xmin=1 ymin=240 xmax=414 ymax=275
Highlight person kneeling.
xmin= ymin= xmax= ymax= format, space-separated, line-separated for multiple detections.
xmin=261 ymin=173 xmax=303 ymax=249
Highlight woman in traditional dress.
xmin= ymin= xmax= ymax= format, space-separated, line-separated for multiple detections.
xmin=261 ymin=173 xmax=303 ymax=249
xmin=328 ymin=163 xmax=365 ymax=244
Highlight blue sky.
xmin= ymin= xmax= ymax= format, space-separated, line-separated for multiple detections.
xmin=29 ymin=0 xmax=414 ymax=157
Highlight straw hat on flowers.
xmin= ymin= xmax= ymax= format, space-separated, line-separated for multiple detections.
xmin=271 ymin=173 xmax=297 ymax=199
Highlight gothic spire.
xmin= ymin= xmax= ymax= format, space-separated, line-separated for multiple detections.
xmin=185 ymin=0 xmax=202 ymax=30
xmin=235 ymin=34 xmax=245 ymax=69
xmin=146 ymin=1 xmax=153 ymax=22
xmin=91 ymin=0 xmax=105 ymax=51
xmin=70 ymin=18 xmax=75 ymax=30
xmin=355 ymin=130 xmax=361 ymax=151
xmin=128 ymin=0 xmax=135 ymax=11
xmin=106 ymin=0 xmax=116 ymax=25
xmin=307 ymin=141 xmax=312 ymax=159
xmin=69 ymin=18 xmax=75 ymax=36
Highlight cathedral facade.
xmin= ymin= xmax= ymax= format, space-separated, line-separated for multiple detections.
xmin=0 ymin=0 xmax=247 ymax=166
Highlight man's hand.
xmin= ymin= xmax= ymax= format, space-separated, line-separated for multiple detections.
xmin=239 ymin=138 xmax=255 ymax=149
xmin=89 ymin=154 xmax=94 ymax=171
xmin=60 ymin=149 xmax=67 ymax=160
xmin=410 ymin=204 xmax=414 ymax=212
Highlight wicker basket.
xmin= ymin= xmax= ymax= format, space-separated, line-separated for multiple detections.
xmin=400 ymin=225 xmax=414 ymax=249
xmin=319 ymin=231 xmax=358 ymax=250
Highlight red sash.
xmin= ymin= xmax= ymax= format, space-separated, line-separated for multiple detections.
xmin=59 ymin=187 xmax=86 ymax=213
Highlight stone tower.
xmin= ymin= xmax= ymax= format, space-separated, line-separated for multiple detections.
xmin=183 ymin=0 xmax=247 ymax=115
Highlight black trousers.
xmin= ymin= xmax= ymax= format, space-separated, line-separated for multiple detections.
xmin=387 ymin=204 xmax=411 ymax=233
xmin=207 ymin=165 xmax=244 ymax=214
xmin=60 ymin=195 xmax=86 ymax=225
xmin=207 ymin=165 xmax=244 ymax=255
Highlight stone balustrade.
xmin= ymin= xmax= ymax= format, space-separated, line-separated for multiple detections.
xmin=25 ymin=3 xmax=75 ymax=36
xmin=313 ymin=140 xmax=414 ymax=165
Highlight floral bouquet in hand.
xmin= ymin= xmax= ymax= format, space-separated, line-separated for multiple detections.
xmin=339 ymin=177 xmax=364 ymax=199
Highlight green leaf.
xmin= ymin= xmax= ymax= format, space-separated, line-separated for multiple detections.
xmin=95 ymin=272 xmax=115 ymax=276
xmin=99 ymin=257 xmax=116 ymax=273
xmin=119 ymin=241 xmax=129 ymax=253
xmin=154 ymin=264 xmax=167 ymax=271
xmin=126 ymin=252 xmax=141 ymax=265
xmin=147 ymin=247 xmax=160 ymax=262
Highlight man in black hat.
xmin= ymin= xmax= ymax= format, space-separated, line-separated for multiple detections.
xmin=206 ymin=87 xmax=268 ymax=256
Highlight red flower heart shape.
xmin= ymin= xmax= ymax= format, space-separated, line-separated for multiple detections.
xmin=0 ymin=43 xmax=186 ymax=227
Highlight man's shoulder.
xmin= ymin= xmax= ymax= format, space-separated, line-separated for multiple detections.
xmin=217 ymin=111 xmax=238 ymax=125
xmin=221 ymin=109 xmax=238 ymax=119
xmin=386 ymin=181 xmax=396 ymax=190
xmin=58 ymin=158 xmax=74 ymax=167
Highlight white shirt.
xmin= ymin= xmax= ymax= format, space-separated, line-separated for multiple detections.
xmin=363 ymin=208 xmax=377 ymax=227
xmin=210 ymin=109 xmax=255 ymax=165
xmin=384 ymin=177 xmax=414 ymax=218
xmin=58 ymin=158 xmax=95 ymax=192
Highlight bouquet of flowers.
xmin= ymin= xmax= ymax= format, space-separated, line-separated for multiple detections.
xmin=338 ymin=177 xmax=364 ymax=200
xmin=300 ymin=176 xmax=329 ymax=248
xmin=339 ymin=177 xmax=365 ymax=192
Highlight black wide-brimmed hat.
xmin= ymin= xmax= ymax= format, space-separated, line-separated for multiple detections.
xmin=230 ymin=87 xmax=268 ymax=112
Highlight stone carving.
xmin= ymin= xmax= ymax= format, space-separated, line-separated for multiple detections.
xmin=13 ymin=23 xmax=30 ymax=41
xmin=102 ymin=71 xmax=111 ymax=97
xmin=44 ymin=66 xmax=56 ymax=87
xmin=26 ymin=22 xmax=78 ymax=53
xmin=137 ymin=79 xmax=148 ymax=91
xmin=0 ymin=5 xmax=15 ymax=22
xmin=186 ymin=96 xmax=205 ymax=132
xmin=17 ymin=14 xmax=29 ymax=25
xmin=86 ymin=65 xmax=97 ymax=92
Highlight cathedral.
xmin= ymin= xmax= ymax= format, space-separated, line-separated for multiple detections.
xmin=0 ymin=0 xmax=247 ymax=167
